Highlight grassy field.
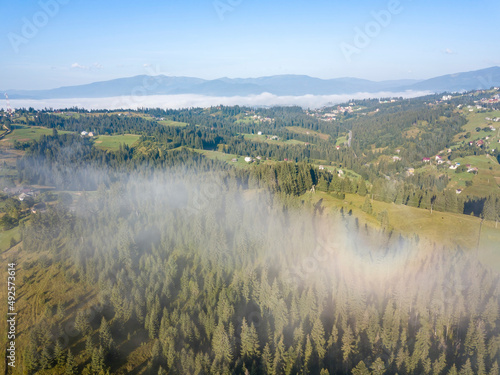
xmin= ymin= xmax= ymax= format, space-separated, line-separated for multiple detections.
xmin=2 ymin=126 xmax=73 ymax=145
xmin=0 ymin=226 xmax=20 ymax=253
xmin=94 ymin=134 xmax=141 ymax=150
xmin=308 ymin=191 xmax=500 ymax=271
xmin=193 ymin=149 xmax=277 ymax=169
xmin=242 ymin=133 xmax=309 ymax=146
xmin=286 ymin=126 xmax=330 ymax=141
xmin=336 ymin=136 xmax=347 ymax=146
xmin=158 ymin=119 xmax=189 ymax=127
xmin=447 ymin=155 xmax=500 ymax=195
xmin=454 ymin=109 xmax=500 ymax=144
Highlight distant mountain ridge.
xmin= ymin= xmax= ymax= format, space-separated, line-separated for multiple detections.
xmin=4 ymin=67 xmax=500 ymax=99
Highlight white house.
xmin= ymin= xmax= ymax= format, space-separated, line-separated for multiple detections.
xmin=257 ymin=131 xmax=263 ymax=135
xmin=244 ymin=157 xmax=252 ymax=163
xmin=81 ymin=131 xmax=88 ymax=136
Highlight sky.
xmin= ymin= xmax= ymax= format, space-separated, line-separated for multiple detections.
xmin=1 ymin=0 xmax=500 ymax=90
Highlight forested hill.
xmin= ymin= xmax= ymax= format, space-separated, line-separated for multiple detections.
xmin=0 ymin=89 xmax=499 ymax=374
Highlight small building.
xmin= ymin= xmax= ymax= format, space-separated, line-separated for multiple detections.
xmin=231 ymin=158 xmax=238 ymax=162
xmin=88 ymin=132 xmax=94 ymax=137
xmin=392 ymin=156 xmax=401 ymax=161
xmin=257 ymin=131 xmax=263 ymax=135
xmin=81 ymin=131 xmax=88 ymax=136
xmin=319 ymin=165 xmax=325 ymax=170
xmin=244 ymin=157 xmax=252 ymax=163
xmin=336 ymin=145 xmax=340 ymax=150
xmin=423 ymin=157 xmax=431 ymax=163
xmin=456 ymin=189 xmax=462 ymax=194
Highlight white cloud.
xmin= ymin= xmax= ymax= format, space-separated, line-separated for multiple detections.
xmin=71 ymin=62 xmax=103 ymax=70
xmin=5 ymin=91 xmax=431 ymax=111
xmin=443 ymin=48 xmax=455 ymax=55
xmin=71 ymin=62 xmax=88 ymax=70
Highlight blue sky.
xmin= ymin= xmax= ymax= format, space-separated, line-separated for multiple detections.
xmin=1 ymin=0 xmax=500 ymax=89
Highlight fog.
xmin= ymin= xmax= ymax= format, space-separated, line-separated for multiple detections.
xmin=4 ymin=90 xmax=432 ymax=110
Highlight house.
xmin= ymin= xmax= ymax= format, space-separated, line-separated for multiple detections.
xmin=88 ymin=132 xmax=94 ymax=137
xmin=244 ymin=157 xmax=252 ymax=163
xmin=392 ymin=156 xmax=401 ymax=161
xmin=437 ymin=159 xmax=444 ymax=164
xmin=31 ymin=202 xmax=46 ymax=214
xmin=423 ymin=157 xmax=431 ymax=163
xmin=449 ymin=164 xmax=458 ymax=170
xmin=406 ymin=168 xmax=415 ymax=176
xmin=337 ymin=170 xmax=344 ymax=176
xmin=319 ymin=165 xmax=325 ymax=170
xmin=468 ymin=167 xmax=478 ymax=173
xmin=456 ymin=189 xmax=462 ymax=194
xmin=257 ymin=131 xmax=262 ymax=135
xmin=231 ymin=158 xmax=238 ymax=162
xmin=336 ymin=145 xmax=340 ymax=150
xmin=435 ymin=155 xmax=442 ymax=161
xmin=81 ymin=131 xmax=88 ymax=136
xmin=284 ymin=158 xmax=288 ymax=161
xmin=256 ymin=156 xmax=262 ymax=160
xmin=476 ymin=140 xmax=484 ymax=146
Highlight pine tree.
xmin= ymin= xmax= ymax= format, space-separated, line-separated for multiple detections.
xmin=65 ymin=350 xmax=77 ymax=375
xmin=240 ymin=318 xmax=260 ymax=360
xmin=262 ymin=343 xmax=273 ymax=375
xmin=75 ymin=310 xmax=91 ymax=335
xmin=371 ymin=357 xmax=386 ymax=375
xmin=311 ymin=317 xmax=326 ymax=362
xmin=341 ymin=324 xmax=355 ymax=370
xmin=489 ymin=361 xmax=499 ymax=375
xmin=54 ymin=339 xmax=66 ymax=367
xmin=99 ymin=317 xmax=114 ymax=353
xmin=357 ymin=178 xmax=367 ymax=196
xmin=352 ymin=360 xmax=370 ymax=375
xmin=460 ymin=359 xmax=474 ymax=375
xmin=85 ymin=335 xmax=94 ymax=356
xmin=91 ymin=346 xmax=105 ymax=374
xmin=362 ymin=195 xmax=373 ymax=214
xmin=24 ymin=344 xmax=39 ymax=375
xmin=40 ymin=346 xmax=52 ymax=369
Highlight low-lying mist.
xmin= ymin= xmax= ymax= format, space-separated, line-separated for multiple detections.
xmin=20 ymin=157 xmax=500 ymax=374
xmin=5 ymin=90 xmax=431 ymax=110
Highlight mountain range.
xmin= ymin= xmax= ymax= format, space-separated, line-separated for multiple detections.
xmin=4 ymin=67 xmax=500 ymax=99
